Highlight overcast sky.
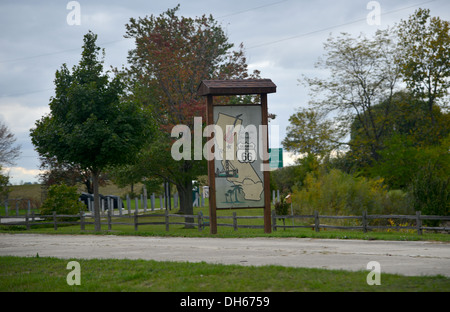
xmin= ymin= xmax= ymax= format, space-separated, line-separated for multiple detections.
xmin=1 ymin=0 xmax=449 ymax=184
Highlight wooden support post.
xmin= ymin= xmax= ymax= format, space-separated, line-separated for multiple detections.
xmin=314 ymin=210 xmax=320 ymax=232
xmin=80 ymin=211 xmax=85 ymax=231
xmin=416 ymin=211 xmax=422 ymax=235
xmin=198 ymin=212 xmax=203 ymax=231
xmin=165 ymin=209 xmax=169 ymax=231
xmin=25 ymin=211 xmax=30 ymax=230
xmin=272 ymin=210 xmax=277 ymax=232
xmin=362 ymin=210 xmax=368 ymax=233
xmin=127 ymin=195 xmax=131 ymax=216
xmin=206 ymin=94 xmax=218 ymax=234
xmin=233 ymin=212 xmax=238 ymax=231
xmin=53 ymin=211 xmax=57 ymax=231
xmin=261 ymin=93 xmax=272 ymax=234
xmin=107 ymin=206 xmax=112 ymax=231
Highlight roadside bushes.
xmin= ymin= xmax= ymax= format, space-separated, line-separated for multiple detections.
xmin=40 ymin=184 xmax=85 ymax=220
xmin=292 ymin=169 xmax=413 ymax=216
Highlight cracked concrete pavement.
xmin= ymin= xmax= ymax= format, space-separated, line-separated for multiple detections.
xmin=0 ymin=233 xmax=449 ymax=277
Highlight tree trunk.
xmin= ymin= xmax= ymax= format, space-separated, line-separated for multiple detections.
xmin=176 ymin=179 xmax=194 ymax=229
xmin=92 ymin=169 xmax=101 ymax=231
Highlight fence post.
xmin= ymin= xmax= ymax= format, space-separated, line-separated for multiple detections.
xmin=80 ymin=211 xmax=85 ymax=231
xmin=4 ymin=201 xmax=8 ymax=217
xmin=151 ymin=193 xmax=155 ymax=211
xmin=16 ymin=202 xmax=19 ymax=217
xmin=362 ymin=210 xmax=367 ymax=233
xmin=165 ymin=209 xmax=169 ymax=231
xmin=134 ymin=211 xmax=138 ymax=231
xmin=198 ymin=211 xmax=203 ymax=231
xmin=233 ymin=212 xmax=237 ymax=231
xmin=141 ymin=194 xmax=145 ymax=213
xmin=53 ymin=211 xmax=57 ymax=231
xmin=272 ymin=210 xmax=277 ymax=232
xmin=314 ymin=210 xmax=320 ymax=232
xmin=416 ymin=211 xmax=423 ymax=235
xmin=143 ymin=187 xmax=148 ymax=212
xmin=25 ymin=211 xmax=30 ymax=230
xmin=126 ymin=195 xmax=131 ymax=216
xmin=107 ymin=206 xmax=112 ymax=231
xmin=135 ymin=197 xmax=139 ymax=214
xmin=173 ymin=193 xmax=178 ymax=209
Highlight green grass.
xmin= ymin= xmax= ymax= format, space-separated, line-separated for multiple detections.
xmin=0 ymin=256 xmax=448 ymax=292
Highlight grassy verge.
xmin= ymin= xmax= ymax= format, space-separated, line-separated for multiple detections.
xmin=1 ymin=255 xmax=448 ymax=292
xmin=1 ymin=205 xmax=449 ymax=242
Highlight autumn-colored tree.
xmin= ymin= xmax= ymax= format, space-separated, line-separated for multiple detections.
xmin=123 ymin=6 xmax=260 ymax=222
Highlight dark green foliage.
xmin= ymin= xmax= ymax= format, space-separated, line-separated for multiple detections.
xmin=410 ymin=164 xmax=450 ymax=223
xmin=40 ymin=184 xmax=85 ymax=219
xmin=30 ymin=31 xmax=152 ymax=231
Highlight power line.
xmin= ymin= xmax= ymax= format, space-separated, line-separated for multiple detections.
xmin=0 ymin=1 xmax=289 ymax=65
xmin=217 ymin=0 xmax=288 ymax=18
xmin=0 ymin=0 xmax=439 ymax=97
xmin=248 ymin=0 xmax=437 ymax=49
xmin=0 ymin=39 xmax=127 ymax=65
xmin=0 ymin=88 xmax=54 ymax=98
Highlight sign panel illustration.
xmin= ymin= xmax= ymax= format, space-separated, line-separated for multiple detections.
xmin=213 ymin=105 xmax=265 ymax=208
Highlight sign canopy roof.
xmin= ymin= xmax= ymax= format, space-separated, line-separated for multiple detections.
xmin=197 ymin=79 xmax=276 ymax=96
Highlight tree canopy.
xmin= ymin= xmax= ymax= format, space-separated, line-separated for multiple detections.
xmin=122 ymin=6 xmax=260 ymax=219
xmin=30 ymin=31 xmax=152 ymax=230
xmin=281 ymin=8 xmax=450 ymax=217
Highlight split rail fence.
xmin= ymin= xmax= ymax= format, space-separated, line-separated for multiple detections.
xmin=1 ymin=210 xmax=449 ymax=235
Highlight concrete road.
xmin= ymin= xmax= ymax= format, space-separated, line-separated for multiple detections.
xmin=0 ymin=233 xmax=449 ymax=277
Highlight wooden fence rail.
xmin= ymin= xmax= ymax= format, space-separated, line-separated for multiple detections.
xmin=0 ymin=210 xmax=449 ymax=235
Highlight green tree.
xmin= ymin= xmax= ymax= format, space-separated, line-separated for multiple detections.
xmin=282 ymin=107 xmax=340 ymax=158
xmin=30 ymin=32 xmax=152 ymax=231
xmin=301 ymin=29 xmax=400 ymax=163
xmin=396 ymin=8 xmax=450 ymax=122
xmin=0 ymin=166 xmax=10 ymax=203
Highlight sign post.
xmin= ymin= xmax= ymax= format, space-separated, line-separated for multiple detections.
xmin=198 ymin=79 xmax=276 ymax=234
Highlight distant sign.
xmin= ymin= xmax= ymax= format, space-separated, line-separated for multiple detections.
xmin=269 ymin=148 xmax=283 ymax=168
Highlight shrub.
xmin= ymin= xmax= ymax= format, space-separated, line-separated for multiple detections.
xmin=292 ymin=169 xmax=411 ymax=216
xmin=40 ymin=184 xmax=85 ymax=219
xmin=410 ymin=164 xmax=450 ymax=226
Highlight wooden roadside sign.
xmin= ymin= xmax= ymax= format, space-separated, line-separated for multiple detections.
xmin=197 ymin=79 xmax=277 ymax=234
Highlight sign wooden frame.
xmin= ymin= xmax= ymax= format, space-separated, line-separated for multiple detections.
xmin=197 ymin=79 xmax=277 ymax=234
